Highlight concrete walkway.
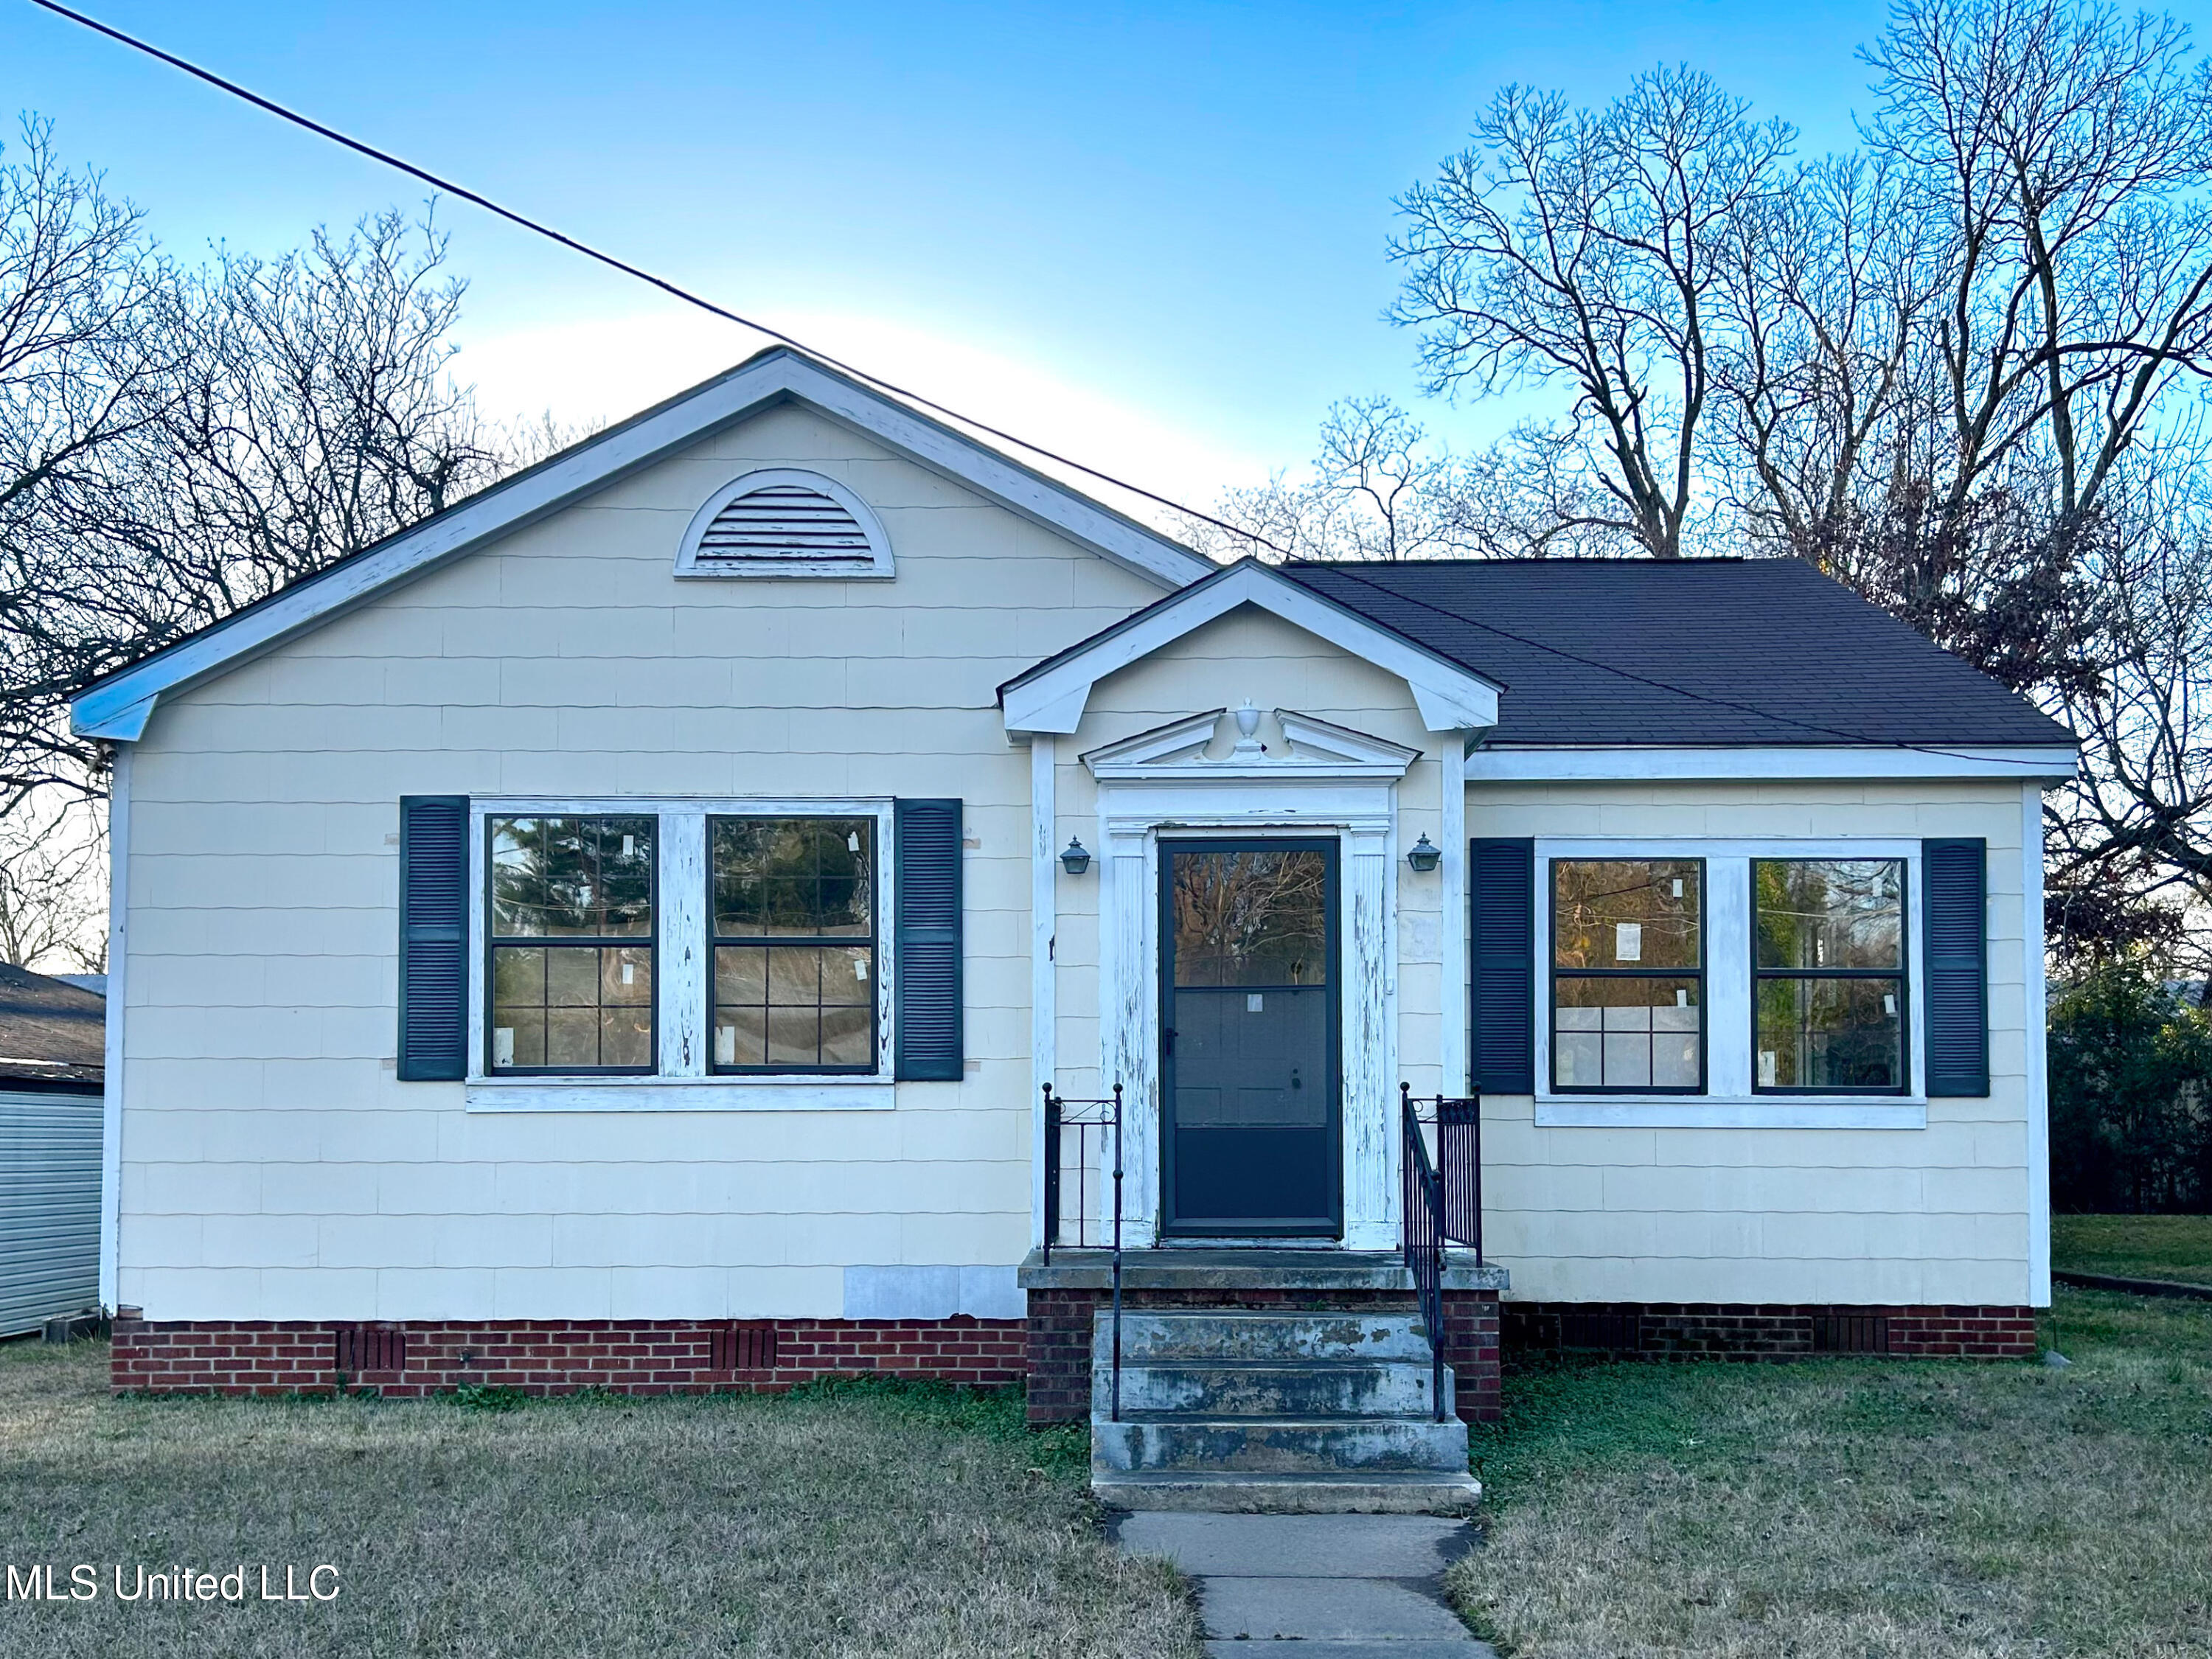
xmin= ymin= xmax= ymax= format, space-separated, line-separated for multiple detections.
xmin=1114 ymin=1512 xmax=1498 ymax=1658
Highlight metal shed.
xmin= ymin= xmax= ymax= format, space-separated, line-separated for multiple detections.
xmin=0 ymin=964 xmax=105 ymax=1338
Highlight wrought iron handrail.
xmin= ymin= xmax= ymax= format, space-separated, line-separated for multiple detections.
xmin=1042 ymin=1083 xmax=1124 ymax=1421
xmin=1400 ymin=1083 xmax=1485 ymax=1424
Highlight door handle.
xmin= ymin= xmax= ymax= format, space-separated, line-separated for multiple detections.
xmin=1290 ymin=1067 xmax=1301 ymax=1089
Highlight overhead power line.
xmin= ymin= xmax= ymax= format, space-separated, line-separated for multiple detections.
xmin=23 ymin=0 xmax=1284 ymax=554
xmin=27 ymin=0 xmax=2073 ymax=771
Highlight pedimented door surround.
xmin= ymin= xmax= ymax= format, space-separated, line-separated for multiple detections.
xmin=1085 ymin=707 xmax=1419 ymax=1250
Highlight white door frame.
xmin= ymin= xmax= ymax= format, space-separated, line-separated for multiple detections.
xmin=1082 ymin=710 xmax=1419 ymax=1249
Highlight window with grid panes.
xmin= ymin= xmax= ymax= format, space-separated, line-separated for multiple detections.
xmin=1551 ymin=858 xmax=1703 ymax=1092
xmin=709 ymin=816 xmax=877 ymax=1073
xmin=1753 ymin=858 xmax=1908 ymax=1093
xmin=487 ymin=815 xmax=655 ymax=1073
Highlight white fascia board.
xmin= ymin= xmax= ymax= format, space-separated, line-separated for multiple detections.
xmin=70 ymin=349 xmax=1214 ymax=741
xmin=1464 ymin=745 xmax=2080 ymax=783
xmin=1001 ymin=560 xmax=1502 ymax=737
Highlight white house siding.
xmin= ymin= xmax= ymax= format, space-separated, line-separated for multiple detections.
xmin=114 ymin=402 xmax=1164 ymax=1323
xmin=1470 ymin=779 xmax=2033 ymax=1307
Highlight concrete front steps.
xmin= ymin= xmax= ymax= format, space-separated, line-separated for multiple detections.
xmin=1091 ymin=1308 xmax=1481 ymax=1514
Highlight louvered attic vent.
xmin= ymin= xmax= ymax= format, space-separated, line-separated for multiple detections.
xmin=675 ymin=467 xmax=894 ymax=578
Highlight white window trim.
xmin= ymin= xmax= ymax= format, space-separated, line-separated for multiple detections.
xmin=1532 ymin=836 xmax=1928 ymax=1130
xmin=465 ymin=796 xmax=897 ymax=1111
xmin=673 ymin=467 xmax=894 ymax=580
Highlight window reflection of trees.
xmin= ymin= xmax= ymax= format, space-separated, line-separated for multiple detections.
xmin=1172 ymin=849 xmax=1329 ymax=988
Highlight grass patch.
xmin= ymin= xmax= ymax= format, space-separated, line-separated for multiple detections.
xmin=1452 ymin=1288 xmax=2212 ymax=1657
xmin=2053 ymin=1213 xmax=2212 ymax=1285
xmin=0 ymin=1339 xmax=1198 ymax=1659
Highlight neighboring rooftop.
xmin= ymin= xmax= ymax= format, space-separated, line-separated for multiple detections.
xmin=1283 ymin=557 xmax=2077 ymax=748
xmin=0 ymin=962 xmax=106 ymax=1088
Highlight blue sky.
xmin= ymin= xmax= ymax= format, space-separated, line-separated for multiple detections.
xmin=10 ymin=1 xmax=2198 ymax=510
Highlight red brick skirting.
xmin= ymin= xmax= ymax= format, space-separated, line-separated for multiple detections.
xmin=108 ymin=1315 xmax=1026 ymax=1399
xmin=1502 ymin=1301 xmax=2038 ymax=1361
xmin=1024 ymin=1287 xmax=1503 ymax=1426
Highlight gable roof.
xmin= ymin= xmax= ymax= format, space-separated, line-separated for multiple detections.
xmin=998 ymin=557 xmax=1503 ymax=735
xmin=0 ymin=962 xmax=105 ymax=1090
xmin=69 ymin=347 xmax=1217 ymax=742
xmin=1280 ymin=557 xmax=2077 ymax=751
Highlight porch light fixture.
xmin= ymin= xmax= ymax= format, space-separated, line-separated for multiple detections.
xmin=1060 ymin=837 xmax=1092 ymax=876
xmin=1406 ymin=835 xmax=1441 ymax=874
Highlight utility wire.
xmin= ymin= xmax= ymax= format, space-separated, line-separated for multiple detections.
xmin=23 ymin=0 xmax=1284 ymax=554
xmin=29 ymin=0 xmax=2074 ymax=771
xmin=1310 ymin=561 xmax=2070 ymax=768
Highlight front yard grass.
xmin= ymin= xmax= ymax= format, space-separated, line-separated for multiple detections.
xmin=0 ymin=1339 xmax=1200 ymax=1659
xmin=1453 ymin=1287 xmax=2212 ymax=1658
xmin=2053 ymin=1213 xmax=2212 ymax=1285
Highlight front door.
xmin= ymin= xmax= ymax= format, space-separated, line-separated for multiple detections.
xmin=1161 ymin=839 xmax=1340 ymax=1236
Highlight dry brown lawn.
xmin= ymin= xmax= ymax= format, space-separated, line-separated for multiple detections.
xmin=0 ymin=1340 xmax=1200 ymax=1659
xmin=1453 ymin=1287 xmax=2212 ymax=1658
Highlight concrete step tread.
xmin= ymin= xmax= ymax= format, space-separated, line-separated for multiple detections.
xmin=1094 ymin=1416 xmax=1471 ymax=1477
xmin=1100 ymin=1312 xmax=1439 ymax=1365
xmin=1113 ymin=1512 xmax=1474 ymax=1579
xmin=1097 ymin=1415 xmax=1464 ymax=1430
xmin=1093 ymin=1470 xmax=1481 ymax=1515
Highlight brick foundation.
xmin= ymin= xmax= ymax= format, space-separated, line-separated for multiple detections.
xmin=1024 ymin=1287 xmax=1503 ymax=1425
xmin=109 ymin=1314 xmax=1026 ymax=1399
xmin=1503 ymin=1301 xmax=2038 ymax=1361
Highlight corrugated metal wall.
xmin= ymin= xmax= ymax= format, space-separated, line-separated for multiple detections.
xmin=0 ymin=1088 xmax=101 ymax=1336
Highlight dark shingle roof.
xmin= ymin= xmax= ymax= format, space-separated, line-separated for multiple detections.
xmin=0 ymin=962 xmax=105 ymax=1088
xmin=1281 ymin=557 xmax=2076 ymax=748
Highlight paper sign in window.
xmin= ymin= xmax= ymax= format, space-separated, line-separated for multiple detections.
xmin=1615 ymin=922 xmax=1642 ymax=962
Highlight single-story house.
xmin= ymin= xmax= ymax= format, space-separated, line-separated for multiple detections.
xmin=69 ymin=348 xmax=2070 ymax=1492
xmin=0 ymin=962 xmax=105 ymax=1337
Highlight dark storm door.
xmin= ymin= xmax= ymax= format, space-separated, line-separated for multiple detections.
xmin=1161 ymin=839 xmax=1341 ymax=1236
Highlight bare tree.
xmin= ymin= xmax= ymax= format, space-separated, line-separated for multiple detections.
xmin=0 ymin=791 xmax=105 ymax=970
xmin=0 ymin=120 xmax=540 ymax=958
xmin=0 ymin=122 xmax=518 ymax=826
xmin=150 ymin=209 xmax=506 ymax=608
xmin=1183 ymin=399 xmax=1638 ymax=563
xmin=0 ymin=118 xmax=191 ymax=818
xmin=1389 ymin=66 xmax=1796 ymax=557
xmin=1862 ymin=0 xmax=2212 ymax=527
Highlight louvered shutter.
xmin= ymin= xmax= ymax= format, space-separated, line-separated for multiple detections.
xmin=397 ymin=796 xmax=469 ymax=1081
xmin=1469 ymin=838 xmax=1537 ymax=1095
xmin=1923 ymin=838 xmax=1989 ymax=1096
xmin=894 ymin=799 xmax=963 ymax=1080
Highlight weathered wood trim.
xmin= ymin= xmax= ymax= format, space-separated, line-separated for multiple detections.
xmin=2023 ymin=784 xmax=2051 ymax=1307
xmin=463 ymin=1080 xmax=897 ymax=1112
xmin=1439 ymin=738 xmax=1469 ymax=1096
xmin=1531 ymin=834 xmax=1929 ymax=1116
xmin=1029 ymin=734 xmax=1057 ymax=1250
xmin=659 ymin=815 xmax=708 ymax=1078
xmin=1343 ymin=823 xmax=1397 ymax=1249
xmin=97 ymin=745 xmax=129 ymax=1310
xmin=467 ymin=796 xmax=895 ymax=1091
xmin=1535 ymin=1099 xmax=1930 ymax=1129
xmin=1089 ymin=712 xmax=1408 ymax=1247
xmin=1464 ymin=745 xmax=2078 ymax=783
xmin=672 ymin=467 xmax=894 ymax=580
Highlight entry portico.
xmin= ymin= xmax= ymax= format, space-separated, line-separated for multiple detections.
xmin=1004 ymin=558 xmax=1504 ymax=1251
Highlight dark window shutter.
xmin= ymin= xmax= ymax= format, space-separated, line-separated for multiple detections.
xmin=1923 ymin=838 xmax=1989 ymax=1096
xmin=1469 ymin=838 xmax=1536 ymax=1094
xmin=397 ymin=796 xmax=469 ymax=1081
xmin=894 ymin=799 xmax=964 ymax=1080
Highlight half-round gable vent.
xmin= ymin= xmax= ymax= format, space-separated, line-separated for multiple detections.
xmin=675 ymin=467 xmax=894 ymax=579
